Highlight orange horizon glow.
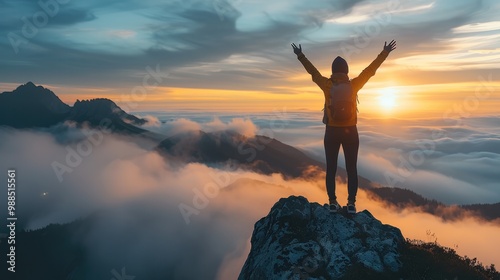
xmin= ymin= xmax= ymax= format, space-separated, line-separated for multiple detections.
xmin=3 ymin=65 xmax=498 ymax=118
xmin=44 ymin=79 xmax=499 ymax=118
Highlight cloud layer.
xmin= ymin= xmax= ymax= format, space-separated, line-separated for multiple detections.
xmin=356 ymin=116 xmax=500 ymax=204
xmin=0 ymin=120 xmax=499 ymax=278
xmin=136 ymin=111 xmax=500 ymax=204
xmin=140 ymin=115 xmax=258 ymax=137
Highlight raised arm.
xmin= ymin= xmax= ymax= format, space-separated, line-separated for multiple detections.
xmin=351 ymin=40 xmax=396 ymax=92
xmin=291 ymin=43 xmax=329 ymax=91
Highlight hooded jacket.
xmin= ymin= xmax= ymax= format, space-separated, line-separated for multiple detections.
xmin=297 ymin=50 xmax=389 ymax=127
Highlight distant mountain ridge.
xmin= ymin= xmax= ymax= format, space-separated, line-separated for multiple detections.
xmin=155 ymin=130 xmax=374 ymax=187
xmin=366 ymin=187 xmax=500 ymax=222
xmin=0 ymin=82 xmax=146 ymax=133
xmin=156 ymin=130 xmax=326 ymax=178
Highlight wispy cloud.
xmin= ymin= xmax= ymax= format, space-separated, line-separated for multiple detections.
xmin=1 ymin=0 xmax=498 ymax=100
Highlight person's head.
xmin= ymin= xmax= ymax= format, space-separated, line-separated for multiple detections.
xmin=331 ymin=56 xmax=348 ymax=75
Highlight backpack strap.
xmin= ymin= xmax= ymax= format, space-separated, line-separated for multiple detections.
xmin=356 ymin=94 xmax=359 ymax=113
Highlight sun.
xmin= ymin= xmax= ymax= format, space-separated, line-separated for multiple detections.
xmin=378 ymin=87 xmax=397 ymax=109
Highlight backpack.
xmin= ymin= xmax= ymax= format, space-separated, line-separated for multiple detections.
xmin=322 ymin=81 xmax=356 ymax=124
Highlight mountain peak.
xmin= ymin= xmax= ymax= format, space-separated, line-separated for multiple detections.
xmin=238 ymin=196 xmax=405 ymax=279
xmin=0 ymin=82 xmax=71 ymax=128
xmin=22 ymin=81 xmax=36 ymax=88
xmin=69 ymin=97 xmax=146 ymax=127
xmin=10 ymin=82 xmax=63 ymax=103
xmin=72 ymin=98 xmax=119 ymax=113
xmin=74 ymin=98 xmax=116 ymax=105
xmin=13 ymin=81 xmax=50 ymax=94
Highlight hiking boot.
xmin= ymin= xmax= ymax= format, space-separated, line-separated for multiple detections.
xmin=329 ymin=200 xmax=341 ymax=213
xmin=347 ymin=202 xmax=356 ymax=214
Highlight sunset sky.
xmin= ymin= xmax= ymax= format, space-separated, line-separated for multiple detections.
xmin=1 ymin=1 xmax=500 ymax=274
xmin=1 ymin=0 xmax=499 ymax=116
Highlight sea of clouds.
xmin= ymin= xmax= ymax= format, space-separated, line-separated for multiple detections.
xmin=140 ymin=111 xmax=500 ymax=204
xmin=0 ymin=113 xmax=499 ymax=279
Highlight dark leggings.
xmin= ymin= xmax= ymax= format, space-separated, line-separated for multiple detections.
xmin=324 ymin=125 xmax=359 ymax=204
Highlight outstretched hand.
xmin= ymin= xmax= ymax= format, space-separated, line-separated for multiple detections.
xmin=384 ymin=40 xmax=397 ymax=53
xmin=291 ymin=43 xmax=302 ymax=55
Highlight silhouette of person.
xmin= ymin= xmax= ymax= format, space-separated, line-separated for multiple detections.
xmin=291 ymin=40 xmax=397 ymax=213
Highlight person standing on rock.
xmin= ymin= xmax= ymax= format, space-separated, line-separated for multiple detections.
xmin=291 ymin=40 xmax=397 ymax=214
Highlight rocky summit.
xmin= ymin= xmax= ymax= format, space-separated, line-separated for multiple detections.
xmin=239 ymin=196 xmax=405 ymax=280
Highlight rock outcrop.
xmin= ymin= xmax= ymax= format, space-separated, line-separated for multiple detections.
xmin=239 ymin=196 xmax=404 ymax=279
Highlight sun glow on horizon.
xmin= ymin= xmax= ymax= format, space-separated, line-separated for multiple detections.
xmin=378 ymin=87 xmax=398 ymax=110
